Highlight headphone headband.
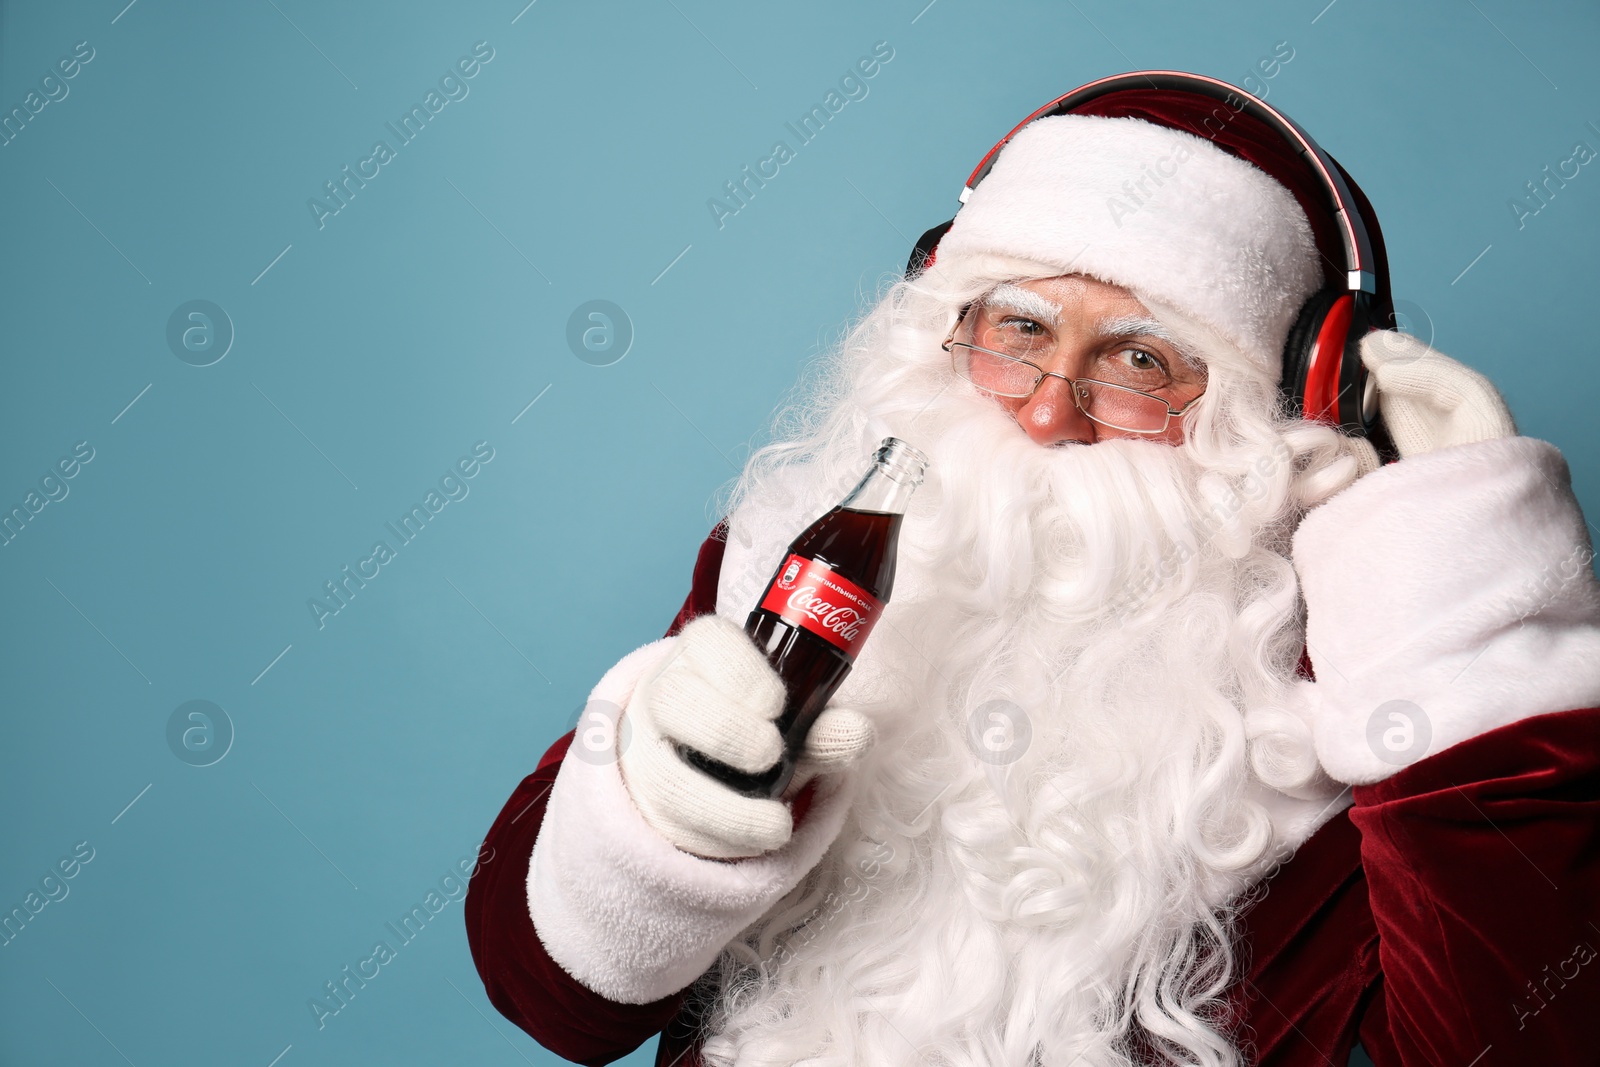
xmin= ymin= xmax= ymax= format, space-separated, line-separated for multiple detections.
xmin=960 ymin=71 xmax=1378 ymax=295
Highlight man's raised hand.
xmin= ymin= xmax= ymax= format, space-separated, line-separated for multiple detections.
xmin=1359 ymin=329 xmax=1516 ymax=458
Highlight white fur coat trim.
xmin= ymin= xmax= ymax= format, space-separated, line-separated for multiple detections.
xmin=932 ymin=114 xmax=1324 ymax=375
xmin=1292 ymin=435 xmax=1600 ymax=785
xmin=527 ymin=638 xmax=860 ymax=1004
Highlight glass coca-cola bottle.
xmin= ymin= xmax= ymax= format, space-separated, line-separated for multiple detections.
xmin=679 ymin=437 xmax=929 ymax=799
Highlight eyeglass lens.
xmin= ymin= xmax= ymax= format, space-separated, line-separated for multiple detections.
xmin=953 ymin=348 xmax=1169 ymax=431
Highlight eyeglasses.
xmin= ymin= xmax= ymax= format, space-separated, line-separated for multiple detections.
xmin=941 ymin=303 xmax=1205 ymax=435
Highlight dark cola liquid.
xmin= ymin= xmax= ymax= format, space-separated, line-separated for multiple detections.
xmin=679 ymin=506 xmax=903 ymax=799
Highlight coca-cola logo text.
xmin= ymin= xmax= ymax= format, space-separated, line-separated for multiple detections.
xmin=758 ymin=554 xmax=883 ymax=655
xmin=785 ymin=586 xmax=866 ymax=641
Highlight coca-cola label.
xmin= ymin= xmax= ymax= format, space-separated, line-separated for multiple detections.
xmin=759 ymin=553 xmax=883 ymax=656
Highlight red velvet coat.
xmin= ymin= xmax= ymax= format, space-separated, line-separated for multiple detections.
xmin=466 ymin=524 xmax=1600 ymax=1066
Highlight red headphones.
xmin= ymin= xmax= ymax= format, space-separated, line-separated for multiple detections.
xmin=906 ymin=70 xmax=1394 ymax=442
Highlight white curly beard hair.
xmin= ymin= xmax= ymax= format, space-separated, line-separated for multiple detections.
xmin=695 ymin=264 xmax=1377 ymax=1067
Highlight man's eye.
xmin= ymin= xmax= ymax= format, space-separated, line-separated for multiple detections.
xmin=994 ymin=315 xmax=1044 ymax=335
xmin=1121 ymin=348 xmax=1164 ymax=372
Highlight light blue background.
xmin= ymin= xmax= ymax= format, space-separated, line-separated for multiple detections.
xmin=1 ymin=1 xmax=1595 ymax=1064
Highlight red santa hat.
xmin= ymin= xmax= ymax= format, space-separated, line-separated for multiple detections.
xmin=929 ymin=112 xmax=1326 ymax=376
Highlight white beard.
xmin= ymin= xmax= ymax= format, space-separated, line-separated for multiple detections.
xmin=699 ymin=277 xmax=1370 ymax=1067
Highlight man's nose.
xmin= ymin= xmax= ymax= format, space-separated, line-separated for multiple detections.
xmin=1014 ymin=373 xmax=1096 ymax=446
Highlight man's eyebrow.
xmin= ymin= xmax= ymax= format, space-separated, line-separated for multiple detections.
xmin=983 ymin=284 xmax=1061 ymax=326
xmin=1095 ymin=315 xmax=1178 ymax=343
xmin=1095 ymin=314 xmax=1203 ymax=368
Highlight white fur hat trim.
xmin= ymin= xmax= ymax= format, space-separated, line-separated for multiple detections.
xmin=932 ymin=114 xmax=1324 ymax=374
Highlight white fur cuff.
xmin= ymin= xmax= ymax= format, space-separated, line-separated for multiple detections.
xmin=527 ymin=636 xmax=858 ymax=1004
xmin=1291 ymin=436 xmax=1600 ymax=785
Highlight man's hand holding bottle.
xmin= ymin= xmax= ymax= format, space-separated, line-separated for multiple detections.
xmin=618 ymin=613 xmax=876 ymax=860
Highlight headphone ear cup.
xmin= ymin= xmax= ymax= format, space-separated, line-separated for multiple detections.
xmin=1337 ymin=293 xmax=1380 ymax=438
xmin=1280 ymin=288 xmax=1343 ymax=421
xmin=907 ymin=220 xmax=955 ymax=279
xmin=1281 ymin=289 xmax=1380 ymax=437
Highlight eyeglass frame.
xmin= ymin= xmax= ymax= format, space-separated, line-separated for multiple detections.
xmin=940 ymin=304 xmax=1206 ymax=436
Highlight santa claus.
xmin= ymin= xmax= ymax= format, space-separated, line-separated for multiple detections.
xmin=466 ymin=73 xmax=1600 ymax=1067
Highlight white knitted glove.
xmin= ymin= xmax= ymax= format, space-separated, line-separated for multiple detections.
xmin=617 ymin=613 xmax=876 ymax=860
xmin=1359 ymin=329 xmax=1515 ymax=458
